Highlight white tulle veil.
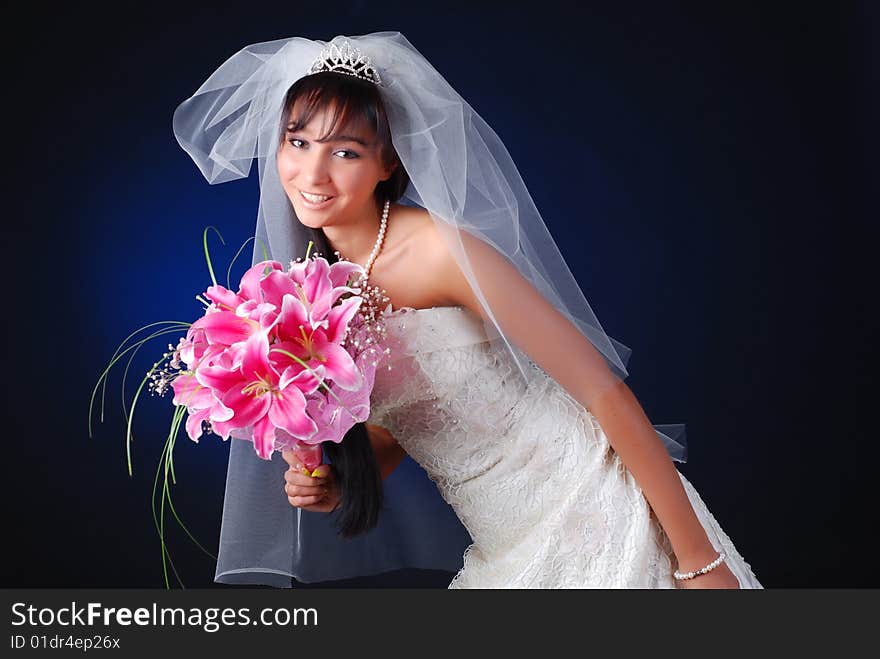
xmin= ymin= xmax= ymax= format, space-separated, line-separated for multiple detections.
xmin=172 ymin=31 xmax=687 ymax=586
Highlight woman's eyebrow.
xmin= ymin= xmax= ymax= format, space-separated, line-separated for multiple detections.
xmin=285 ymin=126 xmax=369 ymax=146
xmin=317 ymin=134 xmax=369 ymax=146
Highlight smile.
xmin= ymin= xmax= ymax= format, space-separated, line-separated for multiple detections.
xmin=299 ymin=190 xmax=336 ymax=205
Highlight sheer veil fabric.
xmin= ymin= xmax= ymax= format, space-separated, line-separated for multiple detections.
xmin=172 ymin=32 xmax=687 ymax=585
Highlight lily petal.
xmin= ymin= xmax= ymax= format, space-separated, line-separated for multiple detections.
xmin=205 ymin=284 xmax=243 ymax=311
xmin=184 ymin=407 xmax=211 ymax=442
xmin=171 ymin=372 xmax=209 ymax=408
xmin=268 ymin=386 xmax=317 ymax=439
xmin=251 ymin=415 xmax=277 ymax=460
xmin=311 ymin=337 xmax=363 ymax=390
xmin=240 ymin=331 xmax=277 ymax=382
xmin=221 ymin=384 xmax=272 ymax=429
xmin=280 ymin=363 xmax=324 ymax=394
xmin=329 ymin=260 xmax=365 ymax=288
xmin=194 ymin=362 xmax=242 ymax=395
xmin=302 ymin=257 xmax=332 ymax=308
xmin=324 ymin=294 xmax=363 ymax=344
xmin=277 ymin=293 xmax=312 ymax=341
xmin=239 ymin=260 xmax=283 ymax=301
xmin=260 ymin=270 xmax=298 ymax=308
xmin=192 ymin=311 xmax=257 ymax=345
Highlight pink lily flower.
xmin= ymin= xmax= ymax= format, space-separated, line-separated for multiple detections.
xmin=272 ymin=293 xmax=364 ymax=391
xmin=235 ymin=300 xmax=279 ymax=328
xmin=301 ymin=258 xmax=356 ymax=323
xmin=304 ymin=386 xmax=371 ymax=445
xmin=204 ymin=284 xmax=245 ymax=312
xmin=215 ymin=331 xmax=322 ymax=459
xmin=301 ymin=340 xmax=381 ymax=444
xmin=259 ymin=269 xmax=298 ymax=309
xmin=171 ymin=371 xmax=234 ymax=441
xmin=257 ymin=256 xmax=363 ymax=335
xmin=175 ymin=325 xmax=209 ymax=368
xmin=238 ymin=260 xmax=283 ymax=301
xmin=288 ymin=255 xmax=361 ymax=286
xmin=190 ymin=300 xmax=278 ymax=347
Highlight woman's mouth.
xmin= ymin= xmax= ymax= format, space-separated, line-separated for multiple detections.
xmin=299 ymin=190 xmax=336 ymax=209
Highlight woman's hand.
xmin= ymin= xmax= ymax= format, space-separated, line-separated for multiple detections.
xmin=675 ymin=560 xmax=740 ymax=589
xmin=281 ymin=448 xmax=341 ymax=513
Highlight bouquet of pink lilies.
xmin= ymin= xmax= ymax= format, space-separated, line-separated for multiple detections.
xmin=164 ymin=251 xmax=386 ymax=469
xmin=90 ymin=232 xmax=389 ymax=586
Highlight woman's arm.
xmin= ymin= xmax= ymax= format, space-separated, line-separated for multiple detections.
xmin=427 ymin=226 xmax=728 ymax=579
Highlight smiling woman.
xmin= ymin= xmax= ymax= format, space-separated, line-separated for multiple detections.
xmin=276 ymin=72 xmax=407 ymax=243
xmin=172 ymin=32 xmax=763 ymax=589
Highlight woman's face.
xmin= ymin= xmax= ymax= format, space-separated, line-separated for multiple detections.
xmin=277 ymin=103 xmax=395 ymax=229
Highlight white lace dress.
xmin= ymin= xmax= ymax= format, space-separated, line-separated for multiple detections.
xmin=367 ymin=305 xmax=763 ymax=588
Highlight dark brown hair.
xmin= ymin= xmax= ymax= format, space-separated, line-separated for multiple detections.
xmin=279 ymin=71 xmax=409 ymax=202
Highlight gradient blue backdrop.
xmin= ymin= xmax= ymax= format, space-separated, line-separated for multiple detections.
xmin=5 ymin=1 xmax=875 ymax=588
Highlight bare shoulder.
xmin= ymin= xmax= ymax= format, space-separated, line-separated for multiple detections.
xmin=392 ymin=205 xmax=488 ymax=313
xmin=378 ymin=204 xmax=512 ymax=314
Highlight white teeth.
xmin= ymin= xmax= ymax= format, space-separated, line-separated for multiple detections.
xmin=301 ymin=191 xmax=333 ymax=203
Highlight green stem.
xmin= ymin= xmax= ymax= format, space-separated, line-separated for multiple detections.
xmin=89 ymin=321 xmax=190 ymax=438
xmin=152 ymin=414 xmax=176 ymax=589
xmin=202 ymin=226 xmax=225 ymax=288
xmin=119 ymin=326 xmax=191 ymax=423
xmin=163 ymin=408 xmax=218 ymax=560
xmin=125 ymin=363 xmax=162 ymax=477
xmin=227 ymin=236 xmax=255 ymax=290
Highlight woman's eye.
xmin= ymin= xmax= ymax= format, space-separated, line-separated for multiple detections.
xmin=286 ymin=138 xmax=358 ymax=159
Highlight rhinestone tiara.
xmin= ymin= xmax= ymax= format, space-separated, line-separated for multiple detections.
xmin=308 ymin=39 xmax=383 ymax=86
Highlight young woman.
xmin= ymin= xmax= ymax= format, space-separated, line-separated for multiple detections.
xmin=173 ymin=32 xmax=762 ymax=588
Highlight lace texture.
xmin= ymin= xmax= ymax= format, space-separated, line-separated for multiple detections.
xmin=367 ymin=306 xmax=763 ymax=589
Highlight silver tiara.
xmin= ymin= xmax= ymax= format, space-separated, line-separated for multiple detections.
xmin=308 ymin=39 xmax=383 ymax=86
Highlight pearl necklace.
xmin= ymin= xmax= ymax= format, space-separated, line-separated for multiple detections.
xmin=342 ymin=199 xmax=389 ymax=284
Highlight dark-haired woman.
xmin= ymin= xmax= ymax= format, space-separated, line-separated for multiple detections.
xmin=175 ymin=33 xmax=763 ymax=589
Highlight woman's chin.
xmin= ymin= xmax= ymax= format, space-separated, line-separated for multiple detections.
xmin=292 ymin=205 xmax=329 ymax=228
xmin=295 ymin=213 xmax=322 ymax=228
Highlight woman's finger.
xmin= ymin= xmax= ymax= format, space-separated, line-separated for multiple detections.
xmin=284 ymin=469 xmax=326 ymax=487
xmin=287 ymin=493 xmax=328 ymax=508
xmin=285 ymin=482 xmax=329 ymax=498
xmin=310 ymin=464 xmax=332 ymax=478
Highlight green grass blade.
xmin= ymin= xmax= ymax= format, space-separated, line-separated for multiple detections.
xmin=227 ymin=236 xmax=256 ymax=290
xmin=202 ymin=226 xmax=225 ymax=288
xmin=119 ymin=326 xmax=191 ymax=423
xmin=89 ymin=321 xmax=190 ymax=438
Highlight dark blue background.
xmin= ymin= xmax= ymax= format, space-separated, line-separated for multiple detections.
xmin=5 ymin=1 xmax=875 ymax=587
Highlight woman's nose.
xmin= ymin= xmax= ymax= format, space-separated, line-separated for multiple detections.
xmin=300 ymin=152 xmax=331 ymax=185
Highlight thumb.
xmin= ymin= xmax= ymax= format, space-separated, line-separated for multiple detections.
xmin=310 ymin=464 xmax=332 ymax=479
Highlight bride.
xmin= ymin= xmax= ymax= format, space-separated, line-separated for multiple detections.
xmin=173 ymin=32 xmax=762 ymax=589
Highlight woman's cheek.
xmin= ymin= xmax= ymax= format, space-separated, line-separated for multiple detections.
xmin=276 ymin=153 xmax=295 ymax=180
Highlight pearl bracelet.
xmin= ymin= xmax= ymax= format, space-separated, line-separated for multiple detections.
xmin=673 ymin=551 xmax=726 ymax=581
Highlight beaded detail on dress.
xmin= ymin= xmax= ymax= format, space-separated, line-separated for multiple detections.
xmin=367 ymin=306 xmax=763 ymax=589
